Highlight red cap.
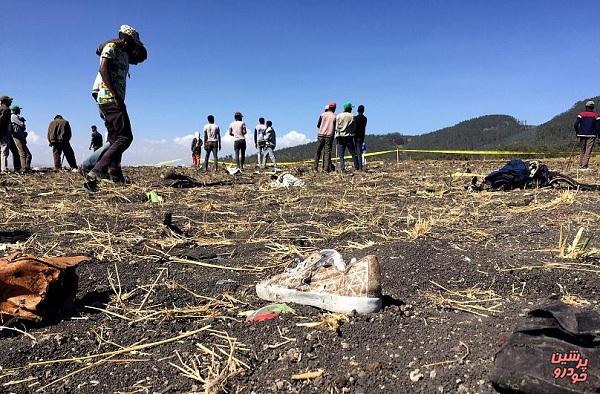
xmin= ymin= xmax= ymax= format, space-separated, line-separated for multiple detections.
xmin=328 ymin=102 xmax=337 ymax=109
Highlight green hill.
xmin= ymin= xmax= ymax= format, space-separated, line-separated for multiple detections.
xmin=406 ymin=114 xmax=533 ymax=150
xmin=533 ymin=96 xmax=600 ymax=150
xmin=252 ymin=97 xmax=597 ymax=162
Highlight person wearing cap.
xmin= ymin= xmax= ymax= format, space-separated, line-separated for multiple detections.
xmin=254 ymin=117 xmax=267 ymax=166
xmin=228 ymin=112 xmax=247 ymax=170
xmin=314 ymin=102 xmax=337 ymax=172
xmin=574 ymin=100 xmax=600 ymax=169
xmin=261 ymin=120 xmax=277 ymax=169
xmin=335 ymin=102 xmax=360 ymax=173
xmin=47 ymin=115 xmax=77 ymax=170
xmin=203 ymin=115 xmax=221 ymax=171
xmin=190 ymin=131 xmax=202 ymax=167
xmin=10 ymin=105 xmax=32 ymax=172
xmin=87 ymin=24 xmax=146 ymax=185
xmin=354 ymin=105 xmax=367 ymax=170
xmin=0 ymin=96 xmax=21 ymax=173
xmin=89 ymin=125 xmax=103 ymax=151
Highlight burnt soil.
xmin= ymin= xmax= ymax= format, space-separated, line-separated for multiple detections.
xmin=0 ymin=159 xmax=598 ymax=393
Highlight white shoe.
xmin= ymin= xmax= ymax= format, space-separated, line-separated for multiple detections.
xmin=256 ymin=250 xmax=382 ymax=314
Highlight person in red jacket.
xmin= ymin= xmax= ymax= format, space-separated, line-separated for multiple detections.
xmin=574 ymin=100 xmax=600 ymax=169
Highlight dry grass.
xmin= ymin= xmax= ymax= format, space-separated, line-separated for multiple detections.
xmin=425 ymin=281 xmax=504 ymax=317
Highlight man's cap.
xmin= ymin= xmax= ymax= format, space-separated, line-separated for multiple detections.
xmin=0 ymin=95 xmax=13 ymax=102
xmin=120 ymin=24 xmax=142 ymax=45
xmin=10 ymin=105 xmax=21 ymax=111
xmin=328 ymin=102 xmax=337 ymax=109
xmin=585 ymin=100 xmax=595 ymax=107
xmin=324 ymin=105 xmax=330 ymax=110
xmin=234 ymin=111 xmax=243 ymax=117
xmin=343 ymin=102 xmax=354 ymax=110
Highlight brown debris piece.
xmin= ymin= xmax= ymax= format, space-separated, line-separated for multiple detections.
xmin=0 ymin=253 xmax=88 ymax=322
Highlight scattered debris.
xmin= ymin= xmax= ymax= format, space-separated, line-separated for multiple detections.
xmin=270 ymin=173 xmax=305 ymax=188
xmin=296 ymin=313 xmax=349 ymax=332
xmin=239 ymin=303 xmax=295 ymax=322
xmin=0 ymin=253 xmax=88 ymax=322
xmin=146 ymin=190 xmax=163 ymax=203
xmin=409 ymin=369 xmax=423 ymax=382
xmin=291 ymin=369 xmax=324 ymax=380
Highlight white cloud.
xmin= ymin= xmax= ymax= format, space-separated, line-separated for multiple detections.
xmin=142 ymin=138 xmax=168 ymax=145
xmin=278 ymin=130 xmax=311 ymax=148
xmin=27 ymin=131 xmax=42 ymax=145
xmin=173 ymin=134 xmax=195 ymax=147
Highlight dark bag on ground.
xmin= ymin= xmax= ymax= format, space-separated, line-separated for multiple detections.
xmin=490 ymin=301 xmax=600 ymax=393
xmin=484 ymin=160 xmax=530 ymax=191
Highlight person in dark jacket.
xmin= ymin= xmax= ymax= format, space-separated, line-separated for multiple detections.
xmin=89 ymin=125 xmax=103 ymax=151
xmin=190 ymin=131 xmax=202 ymax=167
xmin=574 ymin=100 xmax=600 ymax=169
xmin=10 ymin=105 xmax=32 ymax=172
xmin=47 ymin=114 xmax=77 ymax=170
xmin=0 ymin=96 xmax=20 ymax=173
xmin=354 ymin=105 xmax=367 ymax=170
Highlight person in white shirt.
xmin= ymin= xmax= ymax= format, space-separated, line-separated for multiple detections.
xmin=228 ymin=112 xmax=247 ymax=170
xmin=254 ymin=117 xmax=267 ymax=166
xmin=203 ymin=115 xmax=221 ymax=171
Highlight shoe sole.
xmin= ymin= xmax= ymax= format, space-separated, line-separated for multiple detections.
xmin=256 ymin=282 xmax=382 ymax=314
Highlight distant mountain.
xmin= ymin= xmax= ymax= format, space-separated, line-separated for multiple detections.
xmin=405 ymin=114 xmax=534 ymax=150
xmin=255 ymin=97 xmax=596 ymax=162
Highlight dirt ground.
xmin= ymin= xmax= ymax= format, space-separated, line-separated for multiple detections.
xmin=0 ymin=158 xmax=598 ymax=393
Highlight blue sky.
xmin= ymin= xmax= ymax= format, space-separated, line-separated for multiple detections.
xmin=2 ymin=0 xmax=598 ymax=165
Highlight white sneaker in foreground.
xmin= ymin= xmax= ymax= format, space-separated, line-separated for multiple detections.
xmin=256 ymin=250 xmax=382 ymax=314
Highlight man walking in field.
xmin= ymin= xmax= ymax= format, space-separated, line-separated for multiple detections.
xmin=354 ymin=105 xmax=367 ymax=170
xmin=203 ymin=115 xmax=221 ymax=171
xmin=314 ymin=102 xmax=336 ymax=172
xmin=574 ymin=100 xmax=599 ymax=169
xmin=87 ymin=24 xmax=146 ymax=185
xmin=335 ymin=102 xmax=360 ymax=174
xmin=47 ymin=115 xmax=77 ymax=170
xmin=228 ymin=112 xmax=247 ymax=170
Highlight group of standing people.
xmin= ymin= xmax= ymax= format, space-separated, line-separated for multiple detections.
xmin=314 ymin=102 xmax=367 ymax=173
xmin=190 ymin=112 xmax=277 ymax=171
xmin=0 ymin=96 xmax=32 ymax=173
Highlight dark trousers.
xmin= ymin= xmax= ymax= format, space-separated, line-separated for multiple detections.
xmin=204 ymin=142 xmax=219 ymax=171
xmin=234 ymin=139 xmax=246 ymax=169
xmin=93 ymin=102 xmax=133 ymax=176
xmin=354 ymin=138 xmax=364 ymax=170
xmin=314 ymin=135 xmax=333 ymax=171
xmin=52 ymin=141 xmax=77 ymax=169
xmin=337 ymin=136 xmax=359 ymax=172
xmin=579 ymin=137 xmax=596 ymax=168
